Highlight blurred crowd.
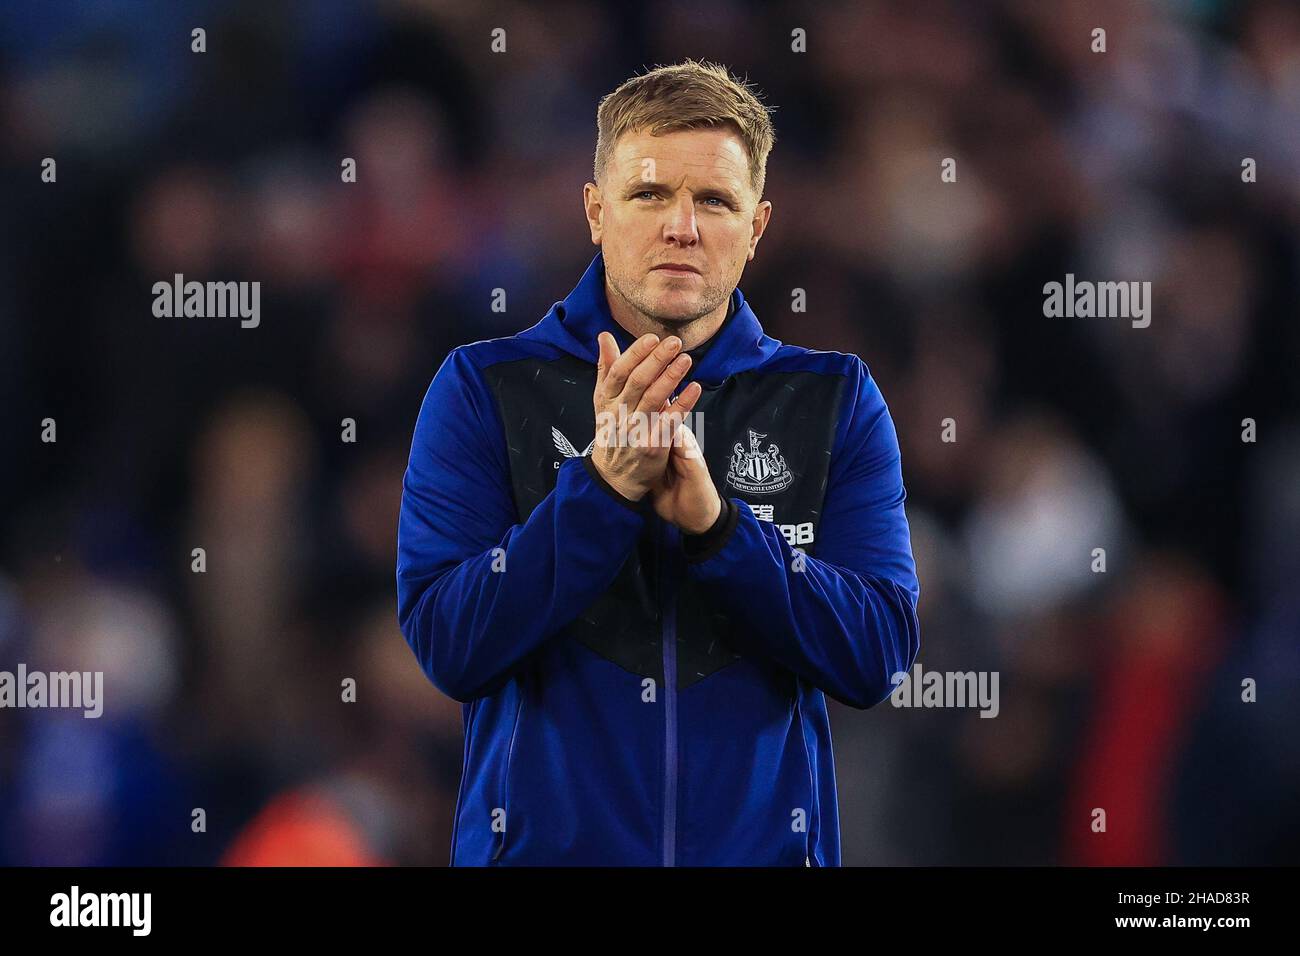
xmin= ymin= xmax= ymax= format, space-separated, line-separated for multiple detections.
xmin=0 ymin=0 xmax=1297 ymax=865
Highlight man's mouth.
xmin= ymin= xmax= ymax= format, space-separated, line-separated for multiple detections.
xmin=653 ymin=263 xmax=701 ymax=276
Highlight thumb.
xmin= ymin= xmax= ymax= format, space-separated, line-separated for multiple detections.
xmin=674 ymin=419 xmax=706 ymax=467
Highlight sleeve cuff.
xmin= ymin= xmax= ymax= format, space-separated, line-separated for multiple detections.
xmin=581 ymin=455 xmax=653 ymax=516
xmin=682 ymin=497 xmax=740 ymax=563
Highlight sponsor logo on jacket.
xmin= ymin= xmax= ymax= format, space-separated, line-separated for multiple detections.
xmin=552 ymin=427 xmax=595 ymax=465
xmin=747 ymin=503 xmax=814 ymax=546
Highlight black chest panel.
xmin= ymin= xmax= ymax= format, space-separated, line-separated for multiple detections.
xmin=483 ymin=353 xmax=847 ymax=690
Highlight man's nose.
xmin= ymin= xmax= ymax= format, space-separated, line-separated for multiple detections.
xmin=663 ymin=195 xmax=698 ymax=244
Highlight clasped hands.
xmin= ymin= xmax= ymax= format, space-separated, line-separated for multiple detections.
xmin=589 ymin=331 xmax=722 ymax=535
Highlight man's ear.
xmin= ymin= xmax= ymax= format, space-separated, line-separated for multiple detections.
xmin=747 ymin=199 xmax=773 ymax=261
xmin=583 ymin=182 xmax=604 ymax=245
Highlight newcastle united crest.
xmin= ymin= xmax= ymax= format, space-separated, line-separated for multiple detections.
xmin=726 ymin=429 xmax=793 ymax=495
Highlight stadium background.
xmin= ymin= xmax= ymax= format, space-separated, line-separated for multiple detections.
xmin=0 ymin=0 xmax=1297 ymax=865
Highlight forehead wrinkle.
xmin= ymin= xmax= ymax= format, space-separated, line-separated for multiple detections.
xmin=611 ymin=134 xmax=749 ymax=183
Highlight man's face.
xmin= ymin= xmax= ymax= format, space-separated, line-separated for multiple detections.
xmin=584 ymin=126 xmax=772 ymax=325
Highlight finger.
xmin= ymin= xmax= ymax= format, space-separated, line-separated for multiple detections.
xmin=620 ymin=335 xmax=682 ymax=411
xmin=664 ymin=382 xmax=702 ymax=447
xmin=672 ymin=414 xmax=708 ymax=464
xmin=665 ymin=387 xmax=704 ymax=460
xmin=595 ymin=332 xmax=620 ymax=392
xmin=666 ymin=380 xmax=702 ymax=418
xmin=601 ymin=333 xmax=660 ymax=401
xmin=656 ymin=378 xmax=702 ymax=454
xmin=637 ymin=352 xmax=692 ymax=416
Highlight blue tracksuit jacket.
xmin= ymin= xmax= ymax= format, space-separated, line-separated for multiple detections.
xmin=396 ymin=251 xmax=920 ymax=865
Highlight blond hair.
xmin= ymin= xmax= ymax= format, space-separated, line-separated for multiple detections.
xmin=593 ymin=58 xmax=777 ymax=201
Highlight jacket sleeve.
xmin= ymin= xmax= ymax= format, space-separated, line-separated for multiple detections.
xmin=396 ymin=347 xmax=650 ymax=702
xmin=682 ymin=357 xmax=921 ymax=709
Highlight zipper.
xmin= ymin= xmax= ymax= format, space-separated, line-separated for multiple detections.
xmin=657 ymin=515 xmax=679 ymax=867
xmin=659 ymin=382 xmax=695 ymax=868
xmin=793 ymin=685 xmax=816 ymax=866
xmin=449 ymin=699 xmax=476 ymax=866
xmin=491 ymin=687 xmax=525 ymax=862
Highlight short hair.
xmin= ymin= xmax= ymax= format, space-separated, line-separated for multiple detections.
xmin=593 ymin=58 xmax=777 ymax=201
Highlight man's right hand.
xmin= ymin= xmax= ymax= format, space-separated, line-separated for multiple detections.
xmin=590 ymin=331 xmax=702 ymax=502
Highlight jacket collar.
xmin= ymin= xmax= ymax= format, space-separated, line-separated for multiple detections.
xmin=548 ymin=250 xmax=781 ymax=385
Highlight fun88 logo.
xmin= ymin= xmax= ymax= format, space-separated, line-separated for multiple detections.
xmin=747 ymin=505 xmax=814 ymax=546
xmin=779 ymin=522 xmax=815 ymax=546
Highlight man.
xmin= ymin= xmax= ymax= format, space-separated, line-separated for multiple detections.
xmin=396 ymin=59 xmax=920 ymax=866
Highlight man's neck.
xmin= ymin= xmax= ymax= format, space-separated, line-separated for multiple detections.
xmin=605 ymin=279 xmax=731 ymax=352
